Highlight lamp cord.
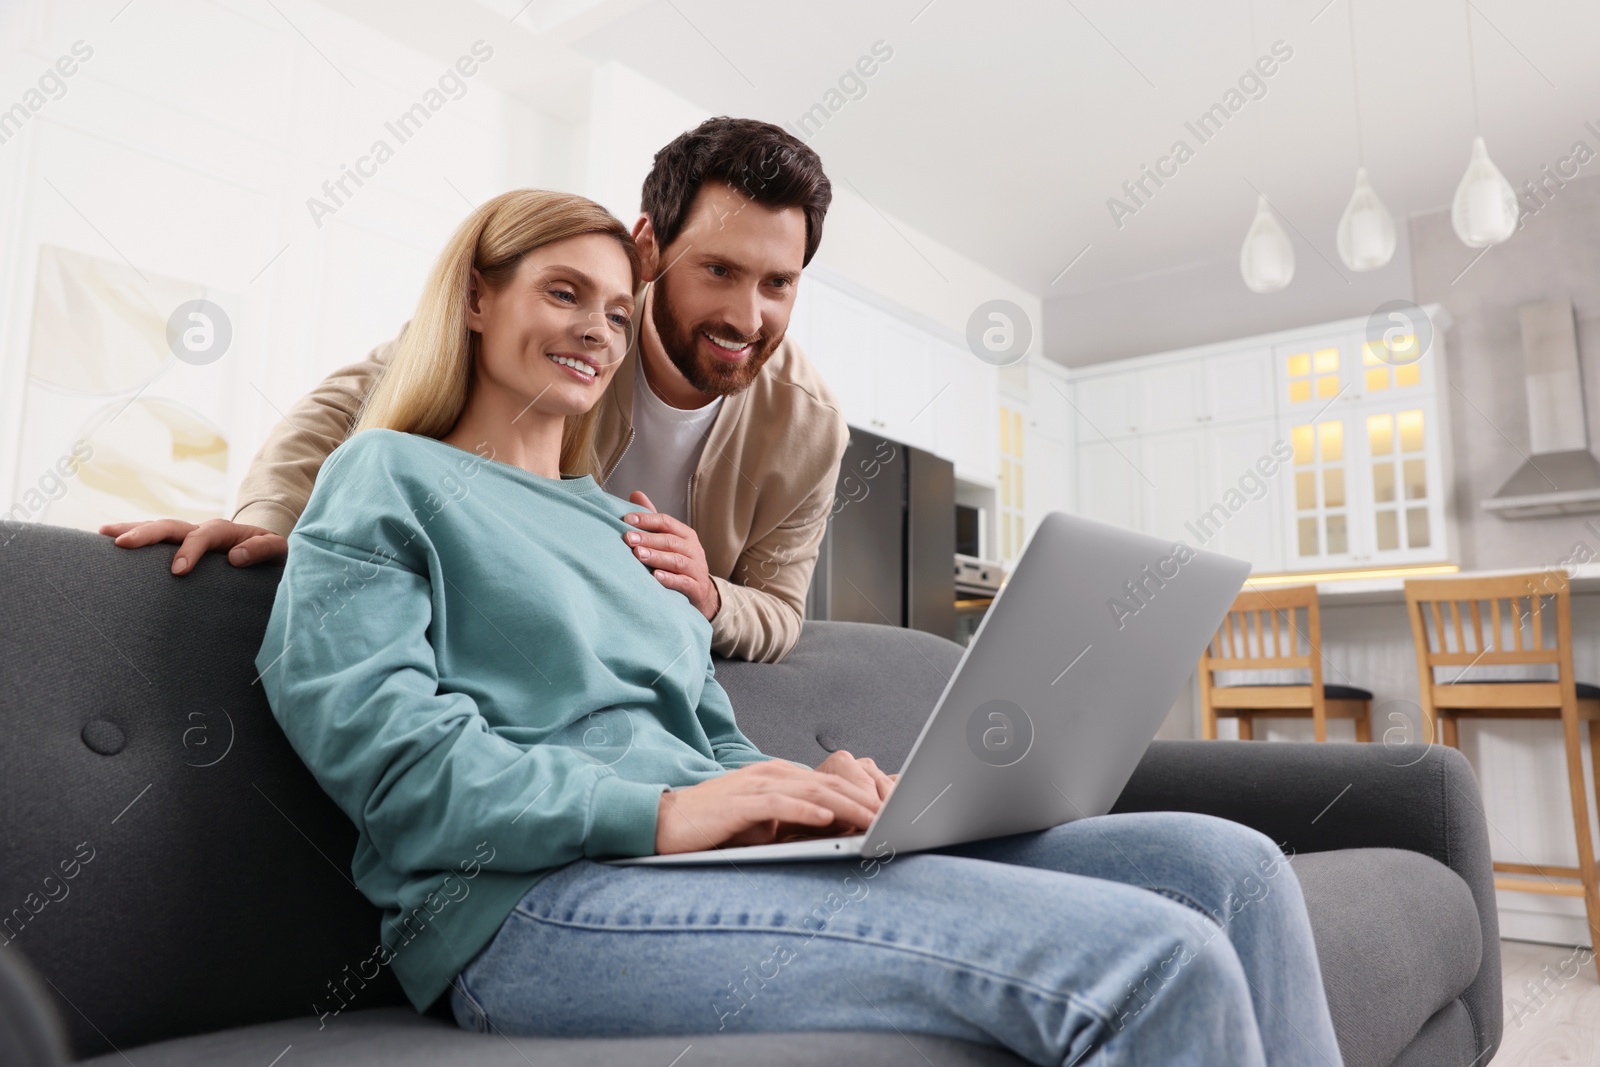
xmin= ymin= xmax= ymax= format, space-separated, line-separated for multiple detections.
xmin=1464 ymin=0 xmax=1481 ymax=134
xmin=1346 ymin=0 xmax=1365 ymax=167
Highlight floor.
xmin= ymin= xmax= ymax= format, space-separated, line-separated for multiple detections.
xmin=1496 ymin=939 xmax=1600 ymax=1065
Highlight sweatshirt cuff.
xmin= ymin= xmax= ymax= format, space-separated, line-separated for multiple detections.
xmin=233 ymin=500 xmax=299 ymax=538
xmin=584 ymin=775 xmax=665 ymax=858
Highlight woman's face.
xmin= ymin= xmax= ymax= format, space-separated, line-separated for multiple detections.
xmin=466 ymin=232 xmax=637 ymax=419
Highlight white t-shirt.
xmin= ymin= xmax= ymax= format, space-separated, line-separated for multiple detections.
xmin=603 ymin=362 xmax=723 ymax=524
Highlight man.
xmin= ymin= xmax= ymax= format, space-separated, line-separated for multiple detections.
xmin=102 ymin=117 xmax=847 ymax=663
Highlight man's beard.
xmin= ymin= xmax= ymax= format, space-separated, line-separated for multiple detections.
xmin=649 ymin=272 xmax=781 ymax=397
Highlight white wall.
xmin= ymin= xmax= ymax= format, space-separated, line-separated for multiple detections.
xmin=579 ymin=62 xmax=1044 ymax=360
xmin=0 ymin=0 xmax=528 ymax=525
xmin=1 ymin=10 xmax=1038 ymax=529
xmin=813 ymin=186 xmax=1042 ymax=353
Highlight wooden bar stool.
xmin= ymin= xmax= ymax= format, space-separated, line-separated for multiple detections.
xmin=1198 ymin=584 xmax=1373 ymax=742
xmin=1404 ymin=572 xmax=1600 ymax=976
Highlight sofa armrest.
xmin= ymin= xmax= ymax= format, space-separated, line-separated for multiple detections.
xmin=0 ymin=946 xmax=69 ymax=1066
xmin=1113 ymin=740 xmax=1494 ymax=873
xmin=1112 ymin=739 xmax=1501 ymax=1061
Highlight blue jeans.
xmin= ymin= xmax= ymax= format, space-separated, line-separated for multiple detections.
xmin=448 ymin=811 xmax=1343 ymax=1067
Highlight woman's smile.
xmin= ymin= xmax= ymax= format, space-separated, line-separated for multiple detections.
xmin=545 ymin=350 xmax=601 ymax=384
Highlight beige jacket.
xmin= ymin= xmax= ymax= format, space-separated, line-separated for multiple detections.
xmin=234 ymin=315 xmax=849 ymax=663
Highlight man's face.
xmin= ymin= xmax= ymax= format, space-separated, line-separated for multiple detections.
xmin=647 ymin=182 xmax=807 ymax=397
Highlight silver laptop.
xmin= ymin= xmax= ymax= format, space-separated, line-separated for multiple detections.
xmin=608 ymin=511 xmax=1249 ymax=866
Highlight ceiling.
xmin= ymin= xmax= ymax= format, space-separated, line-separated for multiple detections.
xmin=330 ymin=0 xmax=1600 ymax=300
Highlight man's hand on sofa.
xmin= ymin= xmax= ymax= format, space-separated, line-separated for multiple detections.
xmin=98 ymin=518 xmax=287 ymax=575
xmin=655 ymin=759 xmax=885 ymax=854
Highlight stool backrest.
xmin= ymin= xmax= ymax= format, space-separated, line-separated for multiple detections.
xmin=1403 ymin=572 xmax=1577 ymax=712
xmin=1403 ymin=572 xmax=1568 ymax=670
xmin=1199 ymin=584 xmax=1323 ymax=689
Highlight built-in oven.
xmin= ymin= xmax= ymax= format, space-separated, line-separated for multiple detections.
xmin=953 ymin=507 xmax=1005 ymax=645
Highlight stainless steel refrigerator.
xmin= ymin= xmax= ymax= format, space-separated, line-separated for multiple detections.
xmin=804 ymin=425 xmax=956 ymax=641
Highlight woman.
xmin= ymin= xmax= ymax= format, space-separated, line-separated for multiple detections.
xmin=256 ymin=189 xmax=1344 ymax=1067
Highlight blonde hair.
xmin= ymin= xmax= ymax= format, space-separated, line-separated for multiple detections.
xmin=352 ymin=189 xmax=642 ymax=476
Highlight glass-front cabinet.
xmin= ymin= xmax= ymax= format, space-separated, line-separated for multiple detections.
xmin=1069 ymin=305 xmax=1453 ymax=577
xmin=1275 ymin=322 xmax=1450 ymax=569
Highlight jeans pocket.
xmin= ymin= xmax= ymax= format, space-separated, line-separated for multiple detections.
xmin=449 ymin=973 xmax=491 ymax=1034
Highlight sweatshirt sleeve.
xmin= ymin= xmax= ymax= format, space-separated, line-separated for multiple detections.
xmin=255 ymin=435 xmax=665 ymax=872
xmin=694 ymin=660 xmax=775 ymax=770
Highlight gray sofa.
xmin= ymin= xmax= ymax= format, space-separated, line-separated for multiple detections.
xmin=0 ymin=523 xmax=1501 ymax=1066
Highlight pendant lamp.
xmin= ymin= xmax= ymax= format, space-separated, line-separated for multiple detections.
xmin=1449 ymin=2 xmax=1518 ymax=247
xmin=1240 ymin=194 xmax=1295 ymax=293
xmin=1334 ymin=1 xmax=1396 ymax=270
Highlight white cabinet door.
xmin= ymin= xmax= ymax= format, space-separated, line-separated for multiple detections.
xmin=1138 ymin=363 xmax=1204 ymax=433
xmin=1028 ymin=364 xmax=1073 ymax=444
xmin=875 ymin=317 xmax=937 ymax=451
xmin=1075 ymin=438 xmax=1141 ymax=531
xmin=1139 ymin=428 xmax=1207 ymax=546
xmin=1204 ymin=347 xmax=1275 ymax=425
xmin=1275 ymin=332 xmax=1366 ymax=414
xmin=1073 ymin=372 xmax=1139 ymax=440
xmin=930 ymin=340 xmax=998 ymax=481
xmin=807 ymin=283 xmax=877 ymax=432
xmin=1025 ymin=427 xmax=1072 ymax=545
xmin=1204 ymin=420 xmax=1286 ymax=572
xmin=1277 ymin=411 xmax=1361 ymax=569
xmin=1344 ymin=397 xmax=1449 ymax=566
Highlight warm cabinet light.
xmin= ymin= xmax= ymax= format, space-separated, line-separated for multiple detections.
xmin=1247 ymin=563 xmax=1461 ymax=587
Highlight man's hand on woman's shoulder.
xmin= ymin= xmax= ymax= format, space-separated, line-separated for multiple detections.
xmin=622 ymin=491 xmax=721 ymax=620
xmin=99 ymin=518 xmax=287 ymax=575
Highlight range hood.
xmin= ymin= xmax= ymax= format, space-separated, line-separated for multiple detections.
xmin=1482 ymin=299 xmax=1600 ymax=519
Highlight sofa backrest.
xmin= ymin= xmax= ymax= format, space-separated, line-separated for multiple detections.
xmin=0 ymin=523 xmax=964 ymax=1059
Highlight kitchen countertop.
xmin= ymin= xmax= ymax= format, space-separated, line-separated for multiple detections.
xmin=1247 ymin=563 xmax=1600 ymax=606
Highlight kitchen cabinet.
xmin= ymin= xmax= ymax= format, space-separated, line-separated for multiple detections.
xmin=1204 ymin=419 xmax=1285 ymax=569
xmin=1075 ymin=436 xmax=1141 ymax=532
xmin=1279 ymin=394 xmax=1451 ymax=568
xmin=1204 ymin=347 xmax=1274 ymax=424
xmin=795 ymin=271 xmax=999 ymax=485
xmin=1139 ymin=428 xmax=1210 ymax=547
xmin=1076 ymin=346 xmax=1278 ymax=441
xmin=1024 ymin=427 xmax=1071 ymax=555
xmin=929 ymin=338 xmax=998 ymax=484
xmin=873 ymin=317 xmax=938 ymax=452
xmin=1069 ymin=305 xmax=1453 ymax=576
xmin=1020 ymin=362 xmax=1073 ymax=560
xmin=994 ymin=402 xmax=1027 ymax=562
xmin=1273 ymin=327 xmax=1437 ymax=414
xmin=1073 ymin=371 xmax=1139 ymax=440
xmin=1026 ymin=364 xmax=1073 ymax=445
xmin=1275 ymin=324 xmax=1451 ymax=569
xmin=1138 ymin=362 xmax=1204 ymax=433
xmin=1074 ymin=420 xmax=1284 ymax=573
xmin=805 ymin=282 xmax=876 ymax=433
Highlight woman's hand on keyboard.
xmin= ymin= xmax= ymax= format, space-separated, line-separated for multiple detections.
xmin=654 ymin=760 xmax=884 ymax=854
xmin=814 ymin=750 xmax=897 ymax=802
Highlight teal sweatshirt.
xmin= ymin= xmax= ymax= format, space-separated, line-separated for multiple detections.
xmin=254 ymin=428 xmax=776 ymax=1014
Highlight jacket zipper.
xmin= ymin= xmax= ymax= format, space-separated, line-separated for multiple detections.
xmin=601 ymin=427 xmax=636 ymax=487
xmin=686 ymin=473 xmax=695 ymax=527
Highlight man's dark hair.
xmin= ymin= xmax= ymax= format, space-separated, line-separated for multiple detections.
xmin=641 ymin=117 xmax=832 ymax=266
